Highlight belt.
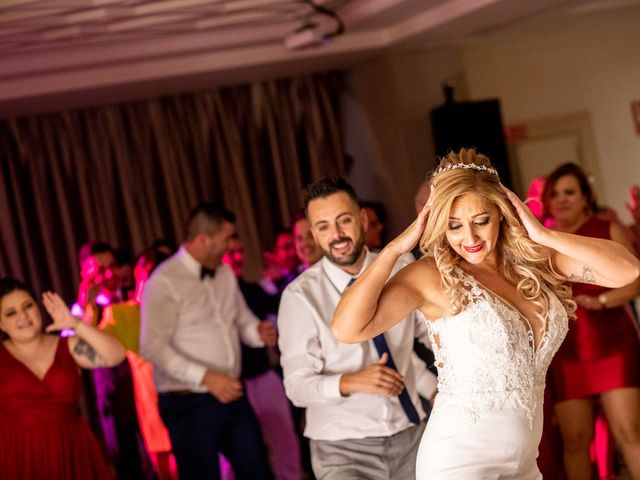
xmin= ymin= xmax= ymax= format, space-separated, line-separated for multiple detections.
xmin=159 ymin=390 xmax=200 ymax=396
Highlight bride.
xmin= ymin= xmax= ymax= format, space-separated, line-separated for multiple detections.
xmin=331 ymin=149 xmax=640 ymax=478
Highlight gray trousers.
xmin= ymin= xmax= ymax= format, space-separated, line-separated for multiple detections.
xmin=310 ymin=421 xmax=426 ymax=480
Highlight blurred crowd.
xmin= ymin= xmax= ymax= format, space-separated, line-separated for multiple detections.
xmin=1 ymin=161 xmax=639 ymax=480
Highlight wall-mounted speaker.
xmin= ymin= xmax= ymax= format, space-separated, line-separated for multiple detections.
xmin=430 ymin=99 xmax=512 ymax=188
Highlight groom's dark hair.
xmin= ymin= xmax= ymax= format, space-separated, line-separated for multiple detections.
xmin=303 ymin=177 xmax=360 ymax=215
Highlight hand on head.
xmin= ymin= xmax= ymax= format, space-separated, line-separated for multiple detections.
xmin=388 ymin=189 xmax=434 ymax=256
xmin=425 ymin=184 xmax=435 ymax=208
xmin=501 ymin=185 xmax=548 ymax=244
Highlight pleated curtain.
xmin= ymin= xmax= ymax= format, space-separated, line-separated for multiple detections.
xmin=0 ymin=72 xmax=345 ymax=301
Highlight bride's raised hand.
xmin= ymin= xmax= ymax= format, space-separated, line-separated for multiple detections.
xmin=501 ymin=185 xmax=548 ymax=244
xmin=388 ymin=185 xmax=434 ymax=255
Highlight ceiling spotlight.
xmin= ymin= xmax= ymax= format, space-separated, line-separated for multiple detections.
xmin=284 ymin=1 xmax=344 ymax=51
xmin=284 ymin=22 xmax=331 ymax=50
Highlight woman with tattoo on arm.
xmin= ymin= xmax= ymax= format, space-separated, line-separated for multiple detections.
xmin=331 ymin=149 xmax=639 ymax=478
xmin=0 ymin=277 xmax=125 ymax=479
xmin=542 ymin=164 xmax=640 ymax=480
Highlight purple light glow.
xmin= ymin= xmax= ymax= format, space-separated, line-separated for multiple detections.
xmin=96 ymin=293 xmax=110 ymax=306
xmin=70 ymin=303 xmax=84 ymax=317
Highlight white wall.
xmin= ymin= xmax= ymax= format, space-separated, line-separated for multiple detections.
xmin=342 ymin=5 xmax=640 ymax=237
xmin=343 ymin=48 xmax=468 ymax=236
xmin=461 ymin=6 xmax=640 ymax=222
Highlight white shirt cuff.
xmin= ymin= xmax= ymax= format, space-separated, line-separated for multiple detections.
xmin=417 ymin=370 xmax=438 ymax=400
xmin=321 ymin=374 xmax=344 ymax=399
xmin=240 ymin=322 xmax=265 ymax=348
xmin=185 ymin=363 xmax=208 ymax=387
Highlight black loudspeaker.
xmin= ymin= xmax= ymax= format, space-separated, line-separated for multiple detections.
xmin=430 ymin=99 xmax=512 ymax=188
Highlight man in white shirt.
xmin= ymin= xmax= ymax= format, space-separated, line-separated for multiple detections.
xmin=278 ymin=178 xmax=437 ymax=479
xmin=140 ymin=203 xmax=277 ymax=480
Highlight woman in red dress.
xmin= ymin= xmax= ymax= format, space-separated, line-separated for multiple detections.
xmin=0 ymin=277 xmax=126 ymax=479
xmin=544 ymin=163 xmax=640 ymax=479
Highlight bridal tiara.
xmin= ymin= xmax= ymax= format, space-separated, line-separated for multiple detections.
xmin=433 ymin=162 xmax=499 ymax=177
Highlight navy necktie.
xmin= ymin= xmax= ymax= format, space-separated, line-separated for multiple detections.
xmin=345 ymin=278 xmax=421 ymax=425
xmin=200 ymin=266 xmax=216 ymax=280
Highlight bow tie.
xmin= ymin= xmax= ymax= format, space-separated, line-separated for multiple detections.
xmin=200 ymin=266 xmax=216 ymax=280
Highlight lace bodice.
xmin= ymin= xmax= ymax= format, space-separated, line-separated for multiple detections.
xmin=428 ymin=268 xmax=568 ymax=426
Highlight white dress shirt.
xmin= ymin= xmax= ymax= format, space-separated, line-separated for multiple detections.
xmin=278 ymin=250 xmax=436 ymax=441
xmin=140 ymin=247 xmax=264 ymax=393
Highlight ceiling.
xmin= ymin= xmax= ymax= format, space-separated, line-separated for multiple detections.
xmin=0 ymin=0 xmax=620 ymax=117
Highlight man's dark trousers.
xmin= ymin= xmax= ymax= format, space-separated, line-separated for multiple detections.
xmin=159 ymin=392 xmax=273 ymax=480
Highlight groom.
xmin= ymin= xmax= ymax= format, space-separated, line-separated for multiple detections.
xmin=278 ymin=177 xmax=436 ymax=479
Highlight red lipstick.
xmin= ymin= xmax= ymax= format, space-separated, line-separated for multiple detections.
xmin=463 ymin=243 xmax=484 ymax=253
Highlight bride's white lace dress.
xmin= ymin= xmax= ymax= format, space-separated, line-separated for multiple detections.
xmin=416 ymin=269 xmax=568 ymax=479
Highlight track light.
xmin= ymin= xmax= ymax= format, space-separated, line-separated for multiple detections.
xmin=284 ymin=22 xmax=332 ymax=50
xmin=283 ymin=1 xmax=344 ymax=50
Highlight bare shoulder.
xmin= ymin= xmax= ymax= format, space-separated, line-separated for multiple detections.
xmin=389 ymin=255 xmax=447 ymax=317
xmin=391 ymin=255 xmax=439 ymax=284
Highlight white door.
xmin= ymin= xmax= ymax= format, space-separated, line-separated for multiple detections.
xmin=514 ymin=132 xmax=582 ymax=195
xmin=507 ymin=112 xmax=602 ymax=202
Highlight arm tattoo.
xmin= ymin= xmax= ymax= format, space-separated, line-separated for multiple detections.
xmin=568 ymin=265 xmax=596 ymax=284
xmin=73 ymin=338 xmax=104 ymax=366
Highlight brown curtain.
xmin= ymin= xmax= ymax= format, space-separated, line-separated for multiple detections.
xmin=0 ymin=72 xmax=345 ymax=302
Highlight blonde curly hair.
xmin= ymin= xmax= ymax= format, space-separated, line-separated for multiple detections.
xmin=419 ymin=148 xmax=576 ymax=320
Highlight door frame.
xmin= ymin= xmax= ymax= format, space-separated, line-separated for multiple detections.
xmin=506 ymin=111 xmax=603 ymax=201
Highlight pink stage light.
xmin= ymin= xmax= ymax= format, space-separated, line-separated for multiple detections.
xmin=60 ymin=328 xmax=75 ymax=337
xmin=96 ymin=293 xmax=110 ymax=306
xmin=71 ymin=303 xmax=84 ymax=317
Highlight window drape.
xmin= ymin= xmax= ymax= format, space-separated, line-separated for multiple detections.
xmin=0 ymin=72 xmax=345 ymax=301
